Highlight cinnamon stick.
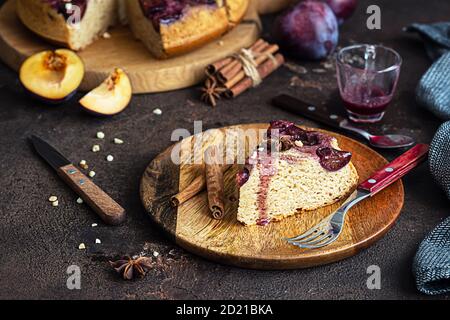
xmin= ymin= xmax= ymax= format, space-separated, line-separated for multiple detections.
xmin=217 ymin=41 xmax=269 ymax=83
xmin=204 ymin=146 xmax=225 ymax=220
xmin=224 ymin=44 xmax=280 ymax=89
xmin=218 ymin=60 xmax=241 ymax=82
xmin=171 ymin=164 xmax=231 ymax=207
xmin=226 ymin=53 xmax=285 ymax=98
xmin=206 ymin=57 xmax=233 ymax=75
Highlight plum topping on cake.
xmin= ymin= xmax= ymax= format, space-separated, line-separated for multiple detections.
xmin=268 ymin=120 xmax=323 ymax=146
xmin=46 ymin=0 xmax=88 ymax=20
xmin=316 ymin=147 xmax=352 ymax=172
xmin=265 ymin=120 xmax=351 ymax=171
xmin=139 ymin=0 xmax=218 ymax=29
xmin=237 ymin=121 xmax=355 ymax=226
xmin=236 ymin=167 xmax=250 ymax=187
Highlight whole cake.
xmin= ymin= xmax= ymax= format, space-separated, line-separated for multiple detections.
xmin=237 ymin=121 xmax=359 ymax=226
xmin=16 ymin=0 xmax=249 ymax=58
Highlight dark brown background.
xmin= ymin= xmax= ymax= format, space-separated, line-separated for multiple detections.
xmin=0 ymin=0 xmax=449 ymax=299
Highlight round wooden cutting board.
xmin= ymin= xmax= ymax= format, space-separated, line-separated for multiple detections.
xmin=0 ymin=0 xmax=260 ymax=93
xmin=140 ymin=123 xmax=404 ymax=270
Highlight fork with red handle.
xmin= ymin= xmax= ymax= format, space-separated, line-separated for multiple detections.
xmin=285 ymin=144 xmax=429 ymax=249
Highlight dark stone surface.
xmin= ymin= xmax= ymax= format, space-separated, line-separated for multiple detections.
xmin=0 ymin=0 xmax=449 ymax=300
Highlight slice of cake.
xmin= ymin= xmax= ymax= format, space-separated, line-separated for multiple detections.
xmin=17 ymin=0 xmax=121 ymax=51
xmin=127 ymin=0 xmax=249 ymax=58
xmin=236 ymin=120 xmax=359 ymax=226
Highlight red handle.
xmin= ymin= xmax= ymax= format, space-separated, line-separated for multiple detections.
xmin=359 ymin=144 xmax=429 ymax=195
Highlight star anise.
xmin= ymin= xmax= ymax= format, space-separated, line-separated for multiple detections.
xmin=109 ymin=256 xmax=153 ymax=280
xmin=200 ymin=76 xmax=226 ymax=107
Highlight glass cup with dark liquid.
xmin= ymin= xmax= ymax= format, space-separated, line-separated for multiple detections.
xmin=336 ymin=44 xmax=402 ymax=123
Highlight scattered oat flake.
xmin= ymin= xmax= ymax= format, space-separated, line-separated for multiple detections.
xmin=153 ymin=108 xmax=162 ymax=115
xmin=153 ymin=251 xmax=159 ymax=257
xmin=92 ymin=145 xmax=100 ymax=152
xmin=218 ymin=40 xmax=224 ymax=46
xmin=312 ymin=68 xmax=326 ymax=74
xmin=91 ymin=223 xmax=98 ymax=227
xmin=48 ymin=196 xmax=58 ymax=202
xmin=95 ymin=239 xmax=101 ymax=244
xmin=52 ymin=200 xmax=59 ymax=207
xmin=284 ymin=62 xmax=308 ymax=75
xmin=322 ymin=62 xmax=334 ymax=69
xmin=78 ymin=243 xmax=86 ymax=250
xmin=79 ymin=160 xmax=88 ymax=169
xmin=76 ymin=197 xmax=83 ymax=204
xmin=89 ymin=171 xmax=96 ymax=178
xmin=113 ymin=138 xmax=124 ymax=145
xmin=102 ymin=32 xmax=111 ymax=39
xmin=96 ymin=131 xmax=105 ymax=139
xmin=106 ymin=155 xmax=114 ymax=162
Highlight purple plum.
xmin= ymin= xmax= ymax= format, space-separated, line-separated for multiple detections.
xmin=322 ymin=0 xmax=358 ymax=24
xmin=273 ymin=0 xmax=339 ymax=60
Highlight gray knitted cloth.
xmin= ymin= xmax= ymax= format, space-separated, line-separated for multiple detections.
xmin=407 ymin=23 xmax=450 ymax=120
xmin=429 ymin=121 xmax=450 ymax=199
xmin=416 ymin=52 xmax=450 ymax=120
xmin=413 ymin=216 xmax=450 ymax=295
xmin=413 ymin=122 xmax=450 ymax=295
xmin=407 ymin=22 xmax=450 ymax=295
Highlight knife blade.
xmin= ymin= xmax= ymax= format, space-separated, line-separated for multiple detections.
xmin=30 ymin=135 xmax=70 ymax=169
xmin=30 ymin=135 xmax=126 ymax=225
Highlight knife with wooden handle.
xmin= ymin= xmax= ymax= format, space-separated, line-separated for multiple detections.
xmin=30 ymin=135 xmax=126 ymax=225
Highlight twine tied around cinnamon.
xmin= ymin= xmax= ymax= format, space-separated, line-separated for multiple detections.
xmin=233 ymin=48 xmax=261 ymax=87
xmin=232 ymin=48 xmax=280 ymax=88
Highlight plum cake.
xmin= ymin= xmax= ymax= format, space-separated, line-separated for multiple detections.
xmin=236 ymin=120 xmax=359 ymax=226
xmin=127 ymin=0 xmax=249 ymax=58
xmin=16 ymin=0 xmax=249 ymax=58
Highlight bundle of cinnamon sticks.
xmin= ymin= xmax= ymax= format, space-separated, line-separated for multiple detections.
xmin=171 ymin=146 xmax=231 ymax=220
xmin=201 ymin=38 xmax=285 ymax=106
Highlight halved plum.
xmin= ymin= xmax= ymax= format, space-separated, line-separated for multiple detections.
xmin=79 ymin=68 xmax=132 ymax=116
xmin=19 ymin=49 xmax=84 ymax=103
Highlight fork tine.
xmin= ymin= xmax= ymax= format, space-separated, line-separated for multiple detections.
xmin=291 ymin=231 xmax=332 ymax=246
xmin=288 ymin=228 xmax=328 ymax=244
xmin=293 ymin=234 xmax=338 ymax=249
xmin=285 ymin=227 xmax=321 ymax=242
xmin=284 ymin=219 xmax=330 ymax=242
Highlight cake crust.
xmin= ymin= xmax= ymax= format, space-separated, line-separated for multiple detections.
xmin=226 ymin=0 xmax=249 ymax=24
xmin=17 ymin=0 xmax=69 ymax=46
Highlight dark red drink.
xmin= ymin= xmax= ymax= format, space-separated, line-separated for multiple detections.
xmin=341 ymin=84 xmax=392 ymax=116
xmin=336 ymin=44 xmax=402 ymax=123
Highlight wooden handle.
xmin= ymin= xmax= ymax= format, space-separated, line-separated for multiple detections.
xmin=359 ymin=144 xmax=429 ymax=195
xmin=57 ymin=164 xmax=126 ymax=225
xmin=272 ymin=94 xmax=345 ymax=130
